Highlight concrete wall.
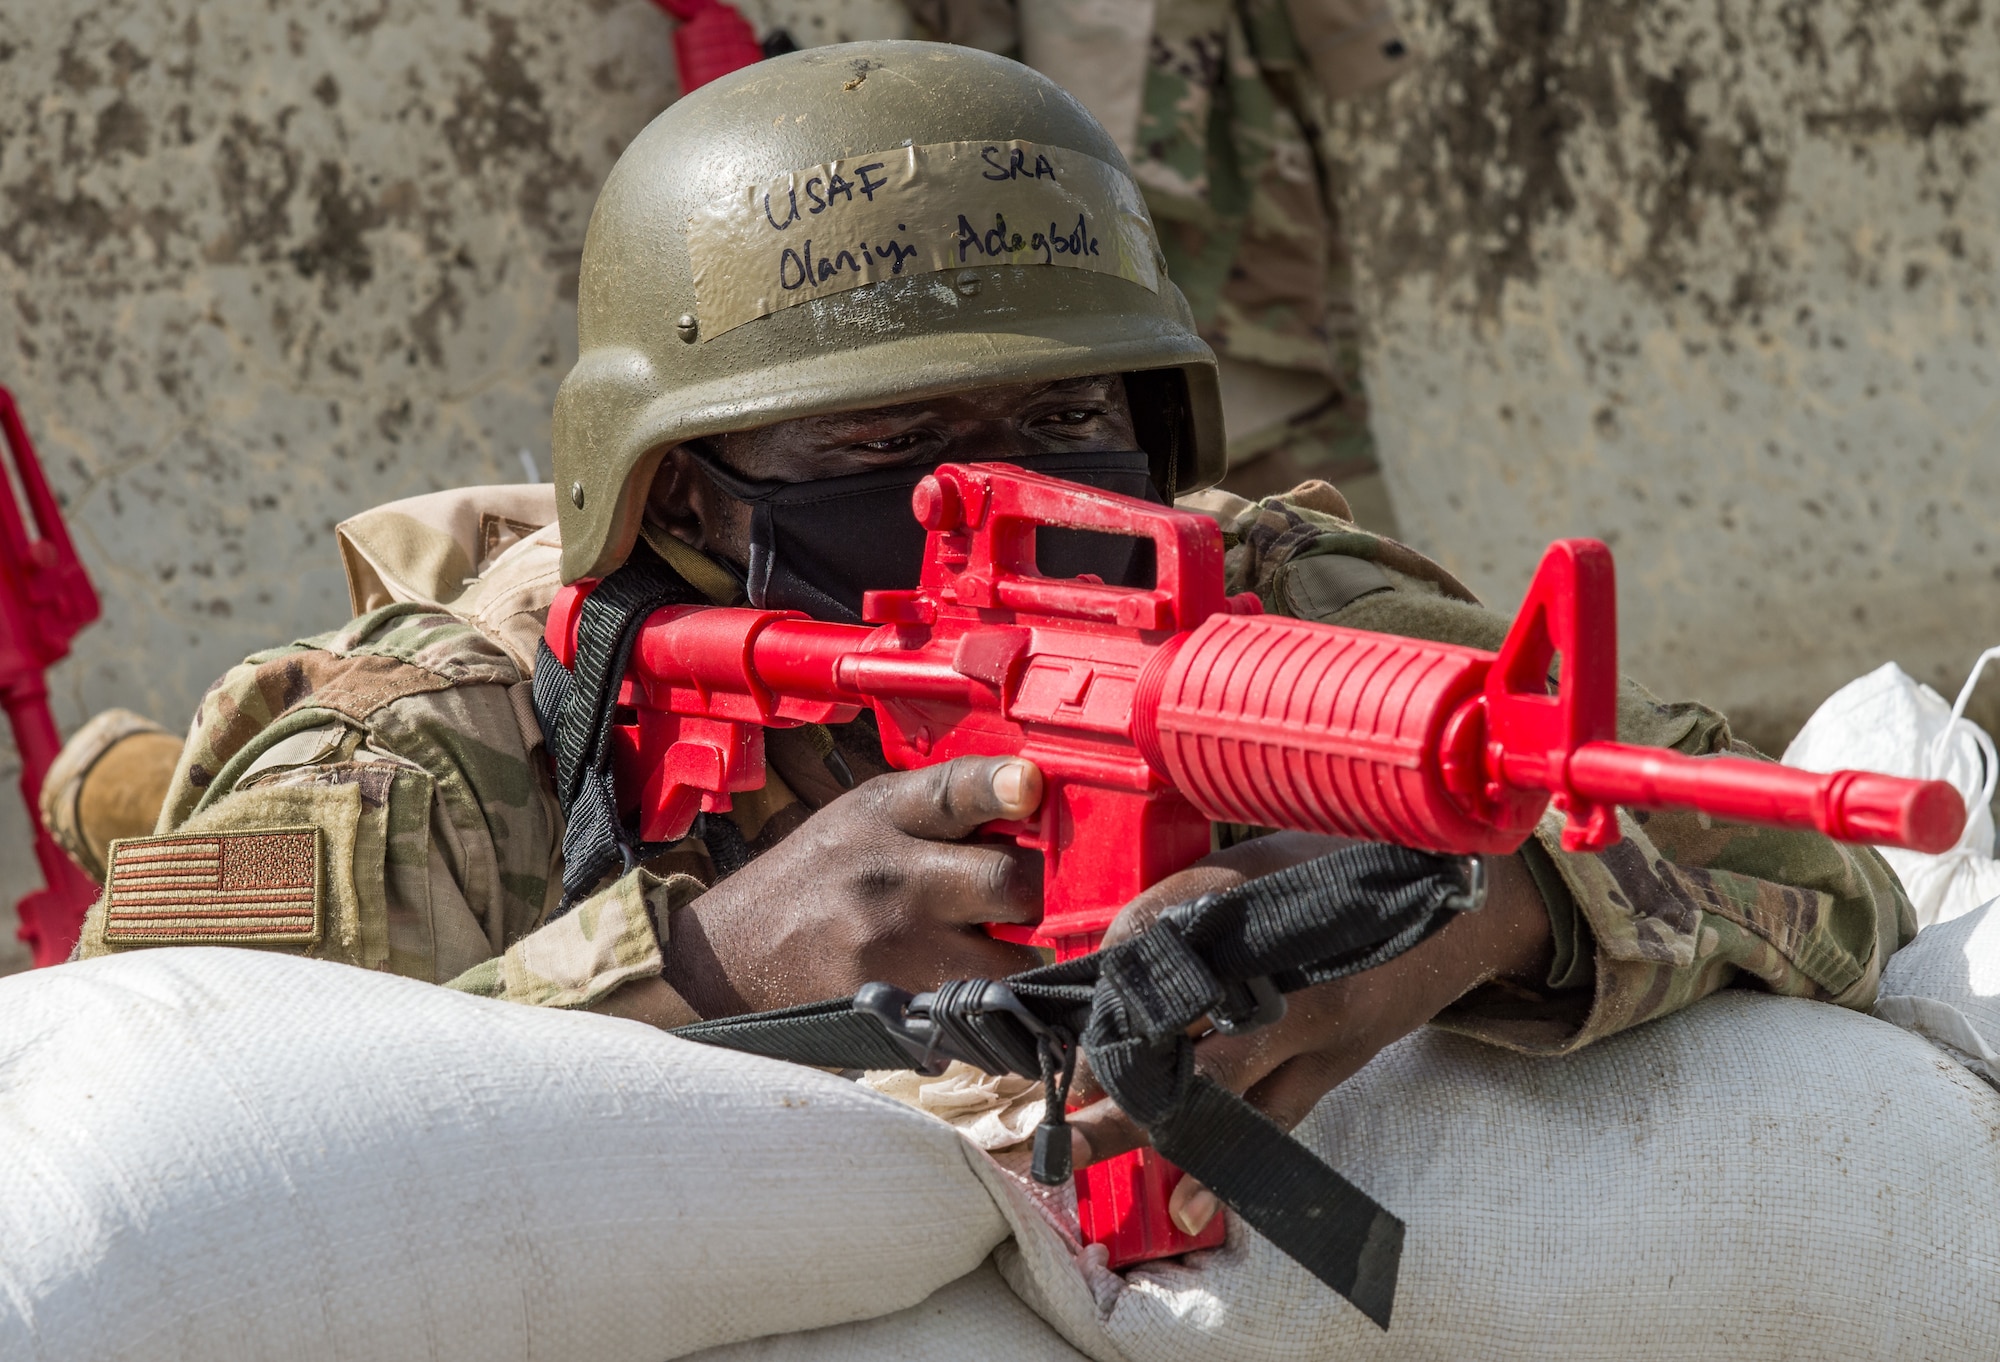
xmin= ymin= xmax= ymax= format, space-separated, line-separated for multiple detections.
xmin=1329 ymin=0 xmax=2000 ymax=752
xmin=0 ymin=0 xmax=906 ymax=972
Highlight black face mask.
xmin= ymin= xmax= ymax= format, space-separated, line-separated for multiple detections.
xmin=687 ymin=447 xmax=1165 ymax=624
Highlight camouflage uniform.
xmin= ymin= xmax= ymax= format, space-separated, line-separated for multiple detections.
xmin=906 ymin=1 xmax=1412 ymax=475
xmin=75 ymin=480 xmax=1914 ymax=1056
xmin=1134 ymin=0 xmax=1408 ymax=472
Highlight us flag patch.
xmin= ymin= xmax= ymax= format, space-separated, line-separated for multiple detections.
xmin=102 ymin=828 xmax=323 ymax=946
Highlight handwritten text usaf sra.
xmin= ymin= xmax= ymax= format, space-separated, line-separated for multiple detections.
xmin=759 ymin=145 xmax=1103 ymax=294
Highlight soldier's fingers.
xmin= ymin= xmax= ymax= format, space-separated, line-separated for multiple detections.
xmin=1185 ymin=1016 xmax=1306 ymax=1101
xmin=901 ymin=839 xmax=1044 ymax=925
xmin=1070 ymin=1025 xmax=1327 ymax=1162
xmin=1187 ymin=966 xmax=1412 ymax=1094
xmin=1240 ymin=1051 xmax=1357 ymax=1134
xmin=901 ymin=930 xmax=1042 ymax=986
xmin=1099 ymin=866 xmax=1230 ymax=949
xmin=1100 ymin=834 xmax=1362 ymax=950
xmin=1168 ymin=1177 xmax=1221 ymax=1237
xmin=874 ymin=757 xmax=1043 ymax=842
xmin=1067 ymin=998 xmax=1315 ymax=1161
xmin=1066 ymin=1095 xmax=1150 ymax=1167
xmin=1066 ymin=1026 xmax=1316 ymax=1163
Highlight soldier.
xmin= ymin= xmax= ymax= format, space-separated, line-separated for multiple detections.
xmin=73 ymin=43 xmax=1907 ymax=1240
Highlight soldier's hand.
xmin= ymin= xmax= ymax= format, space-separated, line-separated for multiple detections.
xmin=660 ymin=756 xmax=1046 ymax=1018
xmin=1064 ymin=834 xmax=1554 ymax=1237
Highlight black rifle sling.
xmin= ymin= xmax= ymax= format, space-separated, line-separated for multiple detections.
xmin=531 ymin=539 xmax=706 ymax=911
xmin=674 ymin=842 xmax=1484 ymax=1330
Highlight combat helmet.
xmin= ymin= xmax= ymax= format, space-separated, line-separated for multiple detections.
xmin=552 ymin=39 xmax=1225 ymax=584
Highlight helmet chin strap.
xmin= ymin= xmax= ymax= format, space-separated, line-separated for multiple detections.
xmin=637 ymin=519 xmax=748 ymax=608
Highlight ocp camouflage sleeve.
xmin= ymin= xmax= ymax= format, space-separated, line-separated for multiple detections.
xmin=74 ymin=604 xmax=571 ymax=986
xmin=1186 ymin=484 xmax=1918 ymax=1054
xmin=444 ymin=867 xmax=704 ymax=1010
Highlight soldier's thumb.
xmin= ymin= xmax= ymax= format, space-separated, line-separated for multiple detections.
xmin=882 ymin=756 xmax=1043 ymax=841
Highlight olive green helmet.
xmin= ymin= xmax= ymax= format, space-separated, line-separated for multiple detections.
xmin=551 ymin=39 xmax=1225 ymax=584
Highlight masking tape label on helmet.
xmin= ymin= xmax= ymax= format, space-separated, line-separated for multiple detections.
xmin=687 ymin=139 xmax=1161 ymax=338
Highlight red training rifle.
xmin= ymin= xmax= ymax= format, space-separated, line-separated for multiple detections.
xmin=0 ymin=386 xmax=102 ymax=967
xmin=546 ymin=461 xmax=1963 ymax=1268
xmin=652 ymin=0 xmax=765 ymax=93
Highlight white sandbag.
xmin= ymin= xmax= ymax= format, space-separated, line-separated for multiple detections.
xmin=1783 ymin=657 xmax=2000 ymax=926
xmin=15 ymin=946 xmax=2000 ymax=1362
xmin=1876 ymin=895 xmax=2000 ymax=1086
xmin=0 ymin=948 xmax=1009 ymax=1362
xmin=685 ymin=1261 xmax=1088 ymax=1361
xmin=995 ymin=993 xmax=2000 ymax=1362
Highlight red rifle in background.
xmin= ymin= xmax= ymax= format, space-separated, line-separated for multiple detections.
xmin=653 ymin=0 xmax=765 ymax=93
xmin=548 ymin=461 xmax=1964 ymax=1271
xmin=0 ymin=387 xmax=102 ymax=967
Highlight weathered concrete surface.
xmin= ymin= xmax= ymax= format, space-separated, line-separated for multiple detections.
xmin=0 ymin=0 xmax=910 ymax=972
xmin=1331 ymin=0 xmax=2000 ymax=752
xmin=0 ymin=0 xmax=680 ymax=973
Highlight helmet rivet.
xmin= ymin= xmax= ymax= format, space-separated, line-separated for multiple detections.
xmin=570 ymin=481 xmax=586 ymax=509
xmin=953 ymin=271 xmax=980 ymax=297
xmin=675 ymin=313 xmax=699 ymax=343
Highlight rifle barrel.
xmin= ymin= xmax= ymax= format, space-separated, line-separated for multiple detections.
xmin=1559 ymin=742 xmax=1965 ymax=854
